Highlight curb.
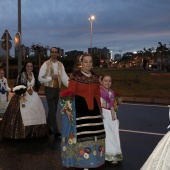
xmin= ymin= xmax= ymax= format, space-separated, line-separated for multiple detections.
xmin=123 ymin=96 xmax=170 ymax=105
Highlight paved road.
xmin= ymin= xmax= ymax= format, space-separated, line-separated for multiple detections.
xmin=0 ymin=97 xmax=169 ymax=170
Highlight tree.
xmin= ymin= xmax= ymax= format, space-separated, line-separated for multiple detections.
xmin=156 ymin=42 xmax=170 ymax=70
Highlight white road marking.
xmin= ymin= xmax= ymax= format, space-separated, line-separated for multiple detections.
xmin=120 ymin=129 xmax=165 ymax=136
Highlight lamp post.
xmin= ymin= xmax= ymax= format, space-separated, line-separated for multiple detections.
xmin=15 ymin=0 xmax=22 ymax=73
xmin=89 ymin=15 xmax=95 ymax=57
xmin=14 ymin=32 xmax=22 ymax=73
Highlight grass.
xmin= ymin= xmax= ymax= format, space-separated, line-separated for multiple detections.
xmin=8 ymin=68 xmax=170 ymax=99
xmin=92 ymin=67 xmax=170 ymax=99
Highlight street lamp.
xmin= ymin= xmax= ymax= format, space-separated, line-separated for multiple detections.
xmin=14 ymin=32 xmax=22 ymax=73
xmin=110 ymin=51 xmax=113 ymax=60
xmin=89 ymin=15 xmax=95 ymax=57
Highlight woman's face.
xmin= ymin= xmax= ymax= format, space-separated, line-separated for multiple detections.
xmin=100 ymin=76 xmax=112 ymax=90
xmin=81 ymin=55 xmax=93 ymax=72
xmin=0 ymin=70 xmax=5 ymax=79
xmin=26 ymin=63 xmax=33 ymax=73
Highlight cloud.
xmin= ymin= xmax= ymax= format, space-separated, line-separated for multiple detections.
xmin=0 ymin=0 xmax=170 ymax=55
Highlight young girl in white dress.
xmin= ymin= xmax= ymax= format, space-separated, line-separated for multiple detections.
xmin=0 ymin=67 xmax=10 ymax=118
xmin=140 ymin=105 xmax=170 ymax=170
xmin=100 ymin=74 xmax=123 ymax=164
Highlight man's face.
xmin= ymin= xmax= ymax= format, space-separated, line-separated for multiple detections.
xmin=50 ymin=48 xmax=58 ymax=59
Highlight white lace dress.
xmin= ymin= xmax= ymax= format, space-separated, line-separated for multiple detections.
xmin=141 ymin=107 xmax=170 ymax=170
xmin=140 ymin=131 xmax=170 ymax=170
xmin=20 ymin=73 xmax=46 ymax=126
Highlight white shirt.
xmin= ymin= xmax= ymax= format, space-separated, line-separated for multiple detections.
xmin=38 ymin=61 xmax=69 ymax=87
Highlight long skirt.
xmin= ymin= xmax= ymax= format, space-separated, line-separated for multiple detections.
xmin=140 ymin=131 xmax=170 ymax=170
xmin=61 ymin=96 xmax=105 ymax=168
xmin=102 ymin=108 xmax=123 ymax=162
xmin=0 ymin=93 xmax=47 ymax=139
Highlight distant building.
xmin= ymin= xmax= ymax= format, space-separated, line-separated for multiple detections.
xmin=88 ymin=47 xmax=110 ymax=59
xmin=65 ymin=50 xmax=84 ymax=61
xmin=114 ymin=54 xmax=121 ymax=61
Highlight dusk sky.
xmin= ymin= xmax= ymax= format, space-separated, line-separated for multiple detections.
xmin=0 ymin=0 xmax=170 ymax=56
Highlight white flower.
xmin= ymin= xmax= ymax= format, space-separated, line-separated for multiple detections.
xmin=63 ymin=146 xmax=66 ymax=151
xmin=68 ymin=139 xmax=73 ymax=145
xmin=84 ymin=153 xmax=89 ymax=159
xmin=72 ymin=138 xmax=77 ymax=144
xmin=13 ymin=85 xmax=26 ymax=92
xmin=100 ymin=151 xmax=103 ymax=157
xmin=93 ymin=151 xmax=97 ymax=156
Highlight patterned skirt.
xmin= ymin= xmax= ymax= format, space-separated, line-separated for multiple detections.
xmin=0 ymin=94 xmax=48 ymax=139
xmin=61 ymin=96 xmax=105 ymax=168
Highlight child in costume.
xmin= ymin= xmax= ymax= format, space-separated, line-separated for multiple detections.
xmin=100 ymin=74 xmax=123 ymax=164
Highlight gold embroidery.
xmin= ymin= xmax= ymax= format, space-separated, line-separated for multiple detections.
xmin=70 ymin=71 xmax=99 ymax=84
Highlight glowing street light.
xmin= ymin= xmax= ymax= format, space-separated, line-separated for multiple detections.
xmin=110 ymin=51 xmax=113 ymax=60
xmin=89 ymin=15 xmax=95 ymax=57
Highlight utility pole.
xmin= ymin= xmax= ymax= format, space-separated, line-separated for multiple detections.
xmin=18 ymin=0 xmax=22 ymax=73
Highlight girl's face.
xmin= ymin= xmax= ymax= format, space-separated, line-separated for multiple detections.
xmin=0 ymin=70 xmax=5 ymax=79
xmin=81 ymin=55 xmax=93 ymax=72
xmin=26 ymin=63 xmax=33 ymax=73
xmin=100 ymin=76 xmax=112 ymax=90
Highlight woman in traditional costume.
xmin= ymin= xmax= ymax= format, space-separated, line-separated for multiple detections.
xmin=140 ymin=105 xmax=170 ymax=170
xmin=0 ymin=61 xmax=47 ymax=139
xmin=100 ymin=74 xmax=123 ymax=164
xmin=61 ymin=53 xmax=105 ymax=170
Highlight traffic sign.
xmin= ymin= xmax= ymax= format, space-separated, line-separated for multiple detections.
xmin=1 ymin=40 xmax=12 ymax=50
xmin=1 ymin=29 xmax=12 ymax=40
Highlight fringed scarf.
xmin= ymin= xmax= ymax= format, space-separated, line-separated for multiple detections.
xmin=100 ymin=86 xmax=115 ymax=108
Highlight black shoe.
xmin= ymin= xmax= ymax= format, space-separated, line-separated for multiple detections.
xmin=54 ymin=132 xmax=61 ymax=138
xmin=48 ymin=129 xmax=53 ymax=135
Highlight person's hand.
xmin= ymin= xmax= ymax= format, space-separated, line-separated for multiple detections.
xmin=52 ymin=74 xmax=58 ymax=80
xmin=65 ymin=110 xmax=73 ymax=122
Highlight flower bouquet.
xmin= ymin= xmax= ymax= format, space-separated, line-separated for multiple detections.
xmin=13 ymin=85 xmax=27 ymax=107
xmin=13 ymin=85 xmax=27 ymax=96
xmin=60 ymin=89 xmax=74 ymax=126
xmin=113 ymin=91 xmax=122 ymax=112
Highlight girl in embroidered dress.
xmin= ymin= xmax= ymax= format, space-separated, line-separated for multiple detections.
xmin=0 ymin=67 xmax=11 ymax=118
xmin=0 ymin=62 xmax=47 ymax=139
xmin=61 ymin=54 xmax=105 ymax=170
xmin=100 ymin=74 xmax=123 ymax=164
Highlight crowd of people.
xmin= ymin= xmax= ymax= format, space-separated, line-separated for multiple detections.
xmin=0 ymin=47 xmax=169 ymax=170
